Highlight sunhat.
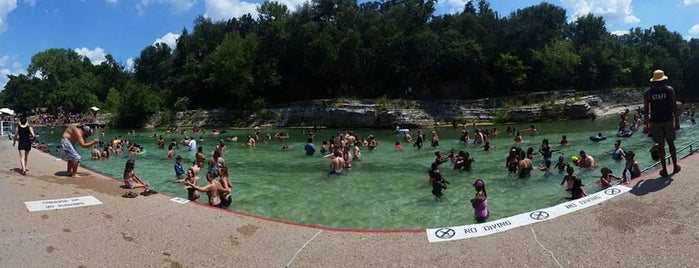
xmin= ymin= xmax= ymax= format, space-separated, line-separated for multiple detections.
xmin=650 ymin=69 xmax=668 ymax=82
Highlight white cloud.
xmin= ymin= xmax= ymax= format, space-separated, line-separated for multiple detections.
xmin=437 ymin=0 xmax=470 ymax=14
xmin=153 ymin=32 xmax=180 ymax=48
xmin=105 ymin=0 xmax=118 ymax=5
xmin=74 ymin=47 xmax=108 ymax=65
xmin=684 ymin=0 xmax=699 ymax=6
xmin=689 ymin=24 xmax=699 ymax=36
xmin=204 ymin=0 xmax=260 ymax=21
xmin=560 ymin=0 xmax=640 ymax=25
xmin=0 ymin=55 xmax=27 ymax=91
xmin=125 ymin=57 xmax=135 ymax=73
xmin=0 ymin=0 xmax=18 ymax=35
xmin=23 ymin=0 xmax=36 ymax=7
xmin=274 ymin=0 xmax=306 ymax=12
xmin=136 ymin=0 xmax=197 ymax=16
xmin=611 ymin=30 xmax=629 ymax=36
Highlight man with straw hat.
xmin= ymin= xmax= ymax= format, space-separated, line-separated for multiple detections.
xmin=643 ymin=69 xmax=681 ymax=177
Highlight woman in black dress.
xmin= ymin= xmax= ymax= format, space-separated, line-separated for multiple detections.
xmin=13 ymin=116 xmax=35 ymax=175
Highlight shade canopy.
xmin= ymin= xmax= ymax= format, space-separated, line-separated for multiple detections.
xmin=90 ymin=106 xmax=100 ymax=111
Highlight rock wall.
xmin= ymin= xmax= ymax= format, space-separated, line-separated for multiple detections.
xmin=149 ymin=89 xmax=645 ymax=128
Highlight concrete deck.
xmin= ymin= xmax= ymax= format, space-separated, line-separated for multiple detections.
xmin=0 ymin=139 xmax=697 ymax=267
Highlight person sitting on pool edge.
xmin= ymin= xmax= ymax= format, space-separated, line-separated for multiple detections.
xmin=471 ymin=179 xmax=489 ymax=223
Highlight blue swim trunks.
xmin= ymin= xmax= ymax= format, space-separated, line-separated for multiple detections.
xmin=61 ymin=138 xmax=81 ymax=161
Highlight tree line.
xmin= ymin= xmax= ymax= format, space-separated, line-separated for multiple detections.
xmin=2 ymin=0 xmax=698 ymax=127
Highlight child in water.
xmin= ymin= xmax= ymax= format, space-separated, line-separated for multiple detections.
xmin=395 ymin=141 xmax=402 ymax=151
xmin=471 ymin=179 xmax=489 ymax=223
xmin=560 ymin=166 xmax=577 ymax=191
xmin=429 ymin=163 xmax=449 ymax=200
xmin=599 ymin=167 xmax=622 ymax=188
xmin=554 ymin=156 xmax=568 ymax=174
xmin=559 ymin=135 xmax=568 ymax=147
xmin=173 ymin=155 xmax=185 ymax=181
xmin=570 ymin=176 xmax=587 ymax=200
xmin=622 ymin=151 xmax=642 ymax=183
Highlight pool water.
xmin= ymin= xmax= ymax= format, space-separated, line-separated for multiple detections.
xmin=38 ymin=116 xmax=698 ymax=230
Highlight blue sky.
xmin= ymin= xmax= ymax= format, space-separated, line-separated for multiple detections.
xmin=1 ymin=0 xmax=699 ymax=90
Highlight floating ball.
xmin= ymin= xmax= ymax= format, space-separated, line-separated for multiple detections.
xmin=571 ymin=156 xmax=580 ymax=162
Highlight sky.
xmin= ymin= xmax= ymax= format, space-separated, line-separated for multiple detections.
xmin=1 ymin=0 xmax=699 ymax=90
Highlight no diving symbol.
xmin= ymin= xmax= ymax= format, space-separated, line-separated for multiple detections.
xmin=434 ymin=228 xmax=455 ymax=239
xmin=530 ymin=211 xmax=549 ymax=220
xmin=604 ymin=188 xmax=621 ymax=195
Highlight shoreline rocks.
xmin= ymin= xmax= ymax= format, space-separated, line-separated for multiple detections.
xmin=146 ymin=89 xmax=645 ymax=128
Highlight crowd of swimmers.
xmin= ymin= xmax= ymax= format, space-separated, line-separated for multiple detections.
xmin=50 ymin=114 xmax=683 ymax=222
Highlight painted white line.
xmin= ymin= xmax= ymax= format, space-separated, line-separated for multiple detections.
xmin=286 ymin=230 xmax=323 ymax=268
xmin=25 ymin=196 xmax=103 ymax=212
xmin=426 ymin=185 xmax=631 ymax=242
xmin=170 ymin=197 xmax=190 ymax=204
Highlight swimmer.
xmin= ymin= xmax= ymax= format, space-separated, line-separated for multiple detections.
xmin=328 ymin=151 xmax=345 ymax=175
xmin=431 ymin=131 xmax=439 ymax=147
xmin=506 ymin=149 xmax=519 ymax=175
xmin=185 ymin=171 xmax=229 ymax=207
xmin=91 ymin=145 xmax=101 ymax=159
xmin=217 ymin=166 xmax=233 ymax=207
xmin=471 ymin=179 xmax=488 ymax=223
xmin=570 ymin=176 xmax=587 ymax=200
xmin=599 ymin=167 xmax=622 ymax=189
xmin=431 ymin=170 xmax=448 ymax=200
xmin=513 ymin=131 xmax=523 ymax=143
xmin=553 ymin=156 xmax=568 ymax=174
xmin=517 ymin=153 xmax=533 ymax=179
xmin=622 ymin=150 xmax=641 ymax=183
xmin=167 ymin=144 xmax=175 ymax=159
xmin=413 ymin=131 xmax=424 ymax=149
xmin=395 ymin=141 xmax=403 ymax=151
xmin=481 ymin=141 xmax=493 ymax=151
xmin=559 ymin=135 xmax=568 ymax=147
xmin=527 ymin=125 xmax=539 ymax=136
xmin=175 ymin=168 xmax=199 ymax=201
xmin=560 ymin=166 xmax=576 ymax=191
xmin=173 ymin=155 xmax=185 ymax=181
xmin=609 ymin=140 xmax=625 ymax=160
xmin=574 ymin=150 xmax=597 ymax=169
xmin=304 ymin=138 xmax=316 ymax=156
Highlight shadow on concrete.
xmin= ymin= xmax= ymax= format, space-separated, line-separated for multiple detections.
xmin=629 ymin=176 xmax=673 ymax=196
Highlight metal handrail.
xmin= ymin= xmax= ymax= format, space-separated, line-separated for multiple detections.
xmin=641 ymin=138 xmax=699 ymax=173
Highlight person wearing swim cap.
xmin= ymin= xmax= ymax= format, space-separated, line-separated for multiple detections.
xmin=471 ymin=179 xmax=489 ymax=223
xmin=60 ymin=124 xmax=100 ymax=177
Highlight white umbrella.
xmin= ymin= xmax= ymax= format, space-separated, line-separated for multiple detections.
xmin=0 ymin=108 xmax=15 ymax=115
xmin=90 ymin=106 xmax=100 ymax=111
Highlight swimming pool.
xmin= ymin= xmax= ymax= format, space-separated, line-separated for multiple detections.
xmin=38 ymin=115 xmax=698 ymax=230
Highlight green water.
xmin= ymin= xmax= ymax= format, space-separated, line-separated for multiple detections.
xmin=38 ymin=116 xmax=698 ymax=230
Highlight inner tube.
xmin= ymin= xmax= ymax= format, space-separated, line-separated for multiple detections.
xmin=397 ymin=129 xmax=409 ymax=134
xmin=589 ymin=136 xmax=607 ymax=142
xmin=616 ymin=129 xmax=634 ymax=137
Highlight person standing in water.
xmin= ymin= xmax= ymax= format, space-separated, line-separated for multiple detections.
xmin=13 ymin=116 xmax=36 ymax=175
xmin=643 ymin=69 xmax=681 ymax=177
xmin=471 ymin=179 xmax=489 ymax=223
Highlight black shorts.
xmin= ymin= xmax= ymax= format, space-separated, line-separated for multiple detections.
xmin=18 ymin=141 xmax=32 ymax=151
